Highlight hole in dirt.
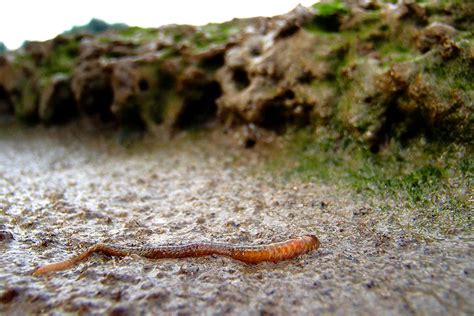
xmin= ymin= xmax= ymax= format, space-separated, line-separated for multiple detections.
xmin=174 ymin=81 xmax=222 ymax=129
xmin=232 ymin=67 xmax=250 ymax=91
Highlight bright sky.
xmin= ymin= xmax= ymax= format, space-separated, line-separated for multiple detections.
xmin=1 ymin=0 xmax=316 ymax=49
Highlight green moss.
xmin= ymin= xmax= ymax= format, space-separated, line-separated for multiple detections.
xmin=40 ymin=40 xmax=80 ymax=76
xmin=303 ymin=0 xmax=350 ymax=32
xmin=15 ymin=79 xmax=39 ymax=123
xmin=12 ymin=51 xmax=35 ymax=69
xmin=378 ymin=42 xmax=418 ymax=68
xmin=192 ymin=22 xmax=238 ymax=51
xmin=312 ymin=0 xmax=348 ymax=16
xmin=156 ymin=47 xmax=180 ymax=60
xmin=420 ymin=38 xmax=474 ymax=92
xmin=270 ymin=129 xmax=473 ymax=236
xmin=118 ymin=26 xmax=157 ymax=39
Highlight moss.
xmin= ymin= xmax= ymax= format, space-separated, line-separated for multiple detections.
xmin=192 ymin=22 xmax=239 ymax=52
xmin=40 ymin=40 xmax=80 ymax=76
xmin=420 ymin=38 xmax=474 ymax=92
xmin=312 ymin=0 xmax=348 ymax=16
xmin=424 ymin=0 xmax=474 ymax=30
xmin=305 ymin=0 xmax=471 ymax=145
xmin=269 ymin=129 xmax=473 ymax=236
xmin=157 ymin=47 xmax=180 ymax=60
xmin=408 ymin=37 xmax=474 ymax=141
xmin=12 ymin=51 xmax=35 ymax=70
xmin=117 ymin=27 xmax=157 ymax=40
xmin=15 ymin=79 xmax=39 ymax=123
xmin=304 ymin=0 xmax=350 ymax=32
xmin=378 ymin=42 xmax=418 ymax=68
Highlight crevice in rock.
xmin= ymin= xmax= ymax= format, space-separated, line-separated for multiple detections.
xmin=297 ymin=71 xmax=316 ymax=84
xmin=138 ymin=78 xmax=149 ymax=92
xmin=311 ymin=15 xmax=342 ymax=32
xmin=257 ymin=88 xmax=310 ymax=133
xmin=276 ymin=24 xmax=301 ymax=39
xmin=281 ymin=89 xmax=295 ymax=100
xmin=174 ymin=80 xmax=222 ymax=129
xmin=232 ymin=67 xmax=250 ymax=91
xmin=259 ymin=102 xmax=288 ymax=132
xmin=43 ymin=79 xmax=78 ymax=124
xmin=370 ymin=93 xmax=427 ymax=152
xmin=199 ymin=52 xmax=226 ymax=71
xmin=0 ymin=85 xmax=13 ymax=115
xmin=78 ymin=80 xmax=114 ymax=120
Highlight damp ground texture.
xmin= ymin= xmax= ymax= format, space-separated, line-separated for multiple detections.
xmin=0 ymin=124 xmax=472 ymax=315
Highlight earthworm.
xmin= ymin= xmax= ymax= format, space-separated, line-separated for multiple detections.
xmin=32 ymin=235 xmax=319 ymax=275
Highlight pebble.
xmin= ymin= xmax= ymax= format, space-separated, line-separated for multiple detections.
xmin=0 ymin=230 xmax=14 ymax=242
xmin=0 ymin=288 xmax=19 ymax=304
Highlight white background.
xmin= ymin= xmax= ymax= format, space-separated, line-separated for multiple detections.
xmin=1 ymin=0 xmax=316 ymax=49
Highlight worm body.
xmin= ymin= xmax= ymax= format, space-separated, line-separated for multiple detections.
xmin=32 ymin=235 xmax=319 ymax=275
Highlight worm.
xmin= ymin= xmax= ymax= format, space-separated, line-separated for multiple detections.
xmin=32 ymin=235 xmax=319 ymax=275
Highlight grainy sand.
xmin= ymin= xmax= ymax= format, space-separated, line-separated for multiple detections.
xmin=0 ymin=124 xmax=472 ymax=315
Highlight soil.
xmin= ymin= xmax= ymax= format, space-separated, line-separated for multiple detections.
xmin=0 ymin=123 xmax=472 ymax=315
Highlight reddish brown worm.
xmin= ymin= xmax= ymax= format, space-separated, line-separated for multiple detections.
xmin=32 ymin=235 xmax=319 ymax=275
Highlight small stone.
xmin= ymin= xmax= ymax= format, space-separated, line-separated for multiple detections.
xmin=0 ymin=230 xmax=14 ymax=242
xmin=108 ymin=304 xmax=134 ymax=316
xmin=146 ymin=291 xmax=170 ymax=304
xmin=364 ymin=280 xmax=376 ymax=289
xmin=0 ymin=288 xmax=19 ymax=304
xmin=353 ymin=207 xmax=369 ymax=217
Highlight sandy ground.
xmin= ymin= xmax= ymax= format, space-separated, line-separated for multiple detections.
xmin=0 ymin=124 xmax=473 ymax=315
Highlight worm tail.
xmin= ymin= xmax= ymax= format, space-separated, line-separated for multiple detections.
xmin=32 ymin=244 xmax=128 ymax=276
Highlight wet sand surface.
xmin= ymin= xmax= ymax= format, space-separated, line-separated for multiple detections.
xmin=0 ymin=125 xmax=473 ymax=315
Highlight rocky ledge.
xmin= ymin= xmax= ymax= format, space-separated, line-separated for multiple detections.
xmin=0 ymin=0 xmax=472 ymax=148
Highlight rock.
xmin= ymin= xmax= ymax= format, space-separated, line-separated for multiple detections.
xmin=108 ymin=304 xmax=135 ymax=316
xmin=416 ymin=22 xmax=458 ymax=53
xmin=0 ymin=56 xmax=24 ymax=116
xmin=0 ymin=0 xmax=471 ymax=144
xmin=0 ymin=230 xmax=14 ymax=242
xmin=22 ymin=41 xmax=49 ymax=66
xmin=216 ymin=30 xmax=321 ymax=130
xmin=71 ymin=60 xmax=113 ymax=117
xmin=0 ymin=288 xmax=19 ymax=304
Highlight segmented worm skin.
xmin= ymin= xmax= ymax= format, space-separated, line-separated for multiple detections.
xmin=32 ymin=235 xmax=319 ymax=275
